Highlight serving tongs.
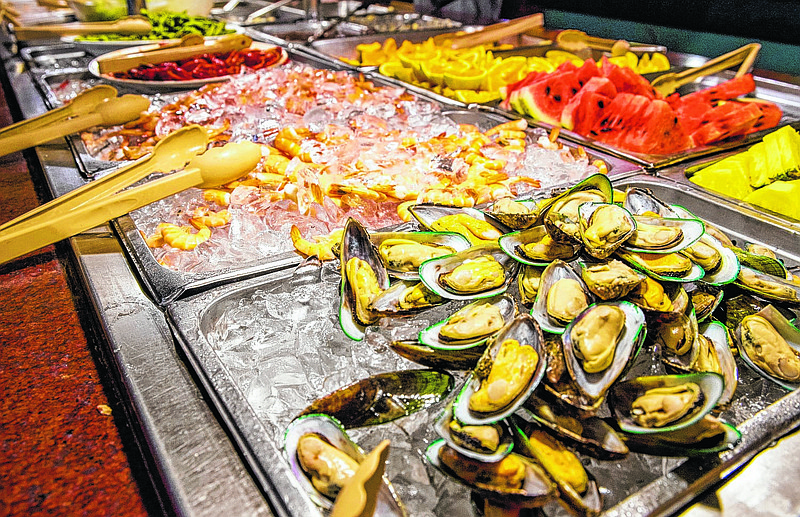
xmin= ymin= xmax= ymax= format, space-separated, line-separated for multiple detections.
xmin=96 ymin=33 xmax=253 ymax=75
xmin=649 ymin=42 xmax=761 ymax=97
xmin=331 ymin=440 xmax=390 ymax=517
xmin=433 ymin=12 xmax=544 ymax=50
xmin=555 ymin=29 xmax=647 ymax=57
xmin=13 ymin=15 xmax=152 ymax=40
xmin=0 ymin=87 xmax=149 ymax=158
xmin=0 ymin=125 xmax=263 ymax=265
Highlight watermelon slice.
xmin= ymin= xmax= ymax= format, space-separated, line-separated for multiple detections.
xmin=600 ymin=57 xmax=661 ymax=99
xmin=688 ymin=101 xmax=763 ymax=146
xmin=624 ymin=99 xmax=692 ymax=154
xmin=560 ymin=76 xmax=617 ymax=132
xmin=678 ymin=74 xmax=756 ymax=105
xmin=575 ymin=58 xmax=601 ymax=87
xmin=590 ymin=93 xmax=651 ymax=148
xmin=749 ymin=100 xmax=783 ymax=132
xmin=516 ymin=70 xmax=582 ymax=125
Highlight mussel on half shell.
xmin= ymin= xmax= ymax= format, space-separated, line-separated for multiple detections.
xmin=409 ymin=204 xmax=508 ymax=246
xmin=735 ymin=267 xmax=800 ymax=305
xmin=562 ymin=301 xmax=647 ymax=402
xmin=487 ymin=198 xmax=539 ymax=230
xmin=339 ymin=218 xmax=391 ymax=341
xmin=531 ymin=260 xmax=592 ymax=334
xmin=371 ymin=231 xmax=470 ymax=280
xmin=616 ymin=415 xmax=741 ymax=457
xmin=616 ymin=249 xmax=705 ymax=282
xmin=454 ymin=314 xmax=546 ymax=426
xmin=736 ymin=305 xmax=800 ymax=389
xmin=425 ymin=440 xmax=557 ymax=509
xmin=283 ymin=414 xmax=407 ymax=514
xmin=389 ymin=339 xmax=484 ymax=371
xmin=607 ymin=372 xmax=724 ymax=434
xmin=541 ymin=174 xmax=613 ymax=244
xmin=623 ymin=215 xmax=704 ymax=254
xmin=580 ymin=259 xmax=645 ymax=301
xmin=418 ymin=294 xmax=516 ymax=350
xmin=419 ymin=244 xmax=518 ymax=300
xmin=578 ymin=202 xmax=636 ymax=259
xmin=498 ymin=225 xmax=579 ymax=266
xmin=433 ymin=403 xmax=514 ymax=462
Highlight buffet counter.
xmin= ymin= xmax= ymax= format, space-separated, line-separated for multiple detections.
xmin=2 ymin=10 xmax=800 ymax=517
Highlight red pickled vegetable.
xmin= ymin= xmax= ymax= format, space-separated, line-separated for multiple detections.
xmin=111 ymin=48 xmax=284 ymax=82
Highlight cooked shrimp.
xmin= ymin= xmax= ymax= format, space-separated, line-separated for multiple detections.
xmin=160 ymin=223 xmax=212 ymax=251
xmin=190 ymin=208 xmax=231 ymax=229
xmin=290 ymin=226 xmax=343 ymax=261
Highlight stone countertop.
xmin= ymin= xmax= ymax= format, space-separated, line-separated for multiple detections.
xmin=0 ymin=78 xmax=149 ymax=516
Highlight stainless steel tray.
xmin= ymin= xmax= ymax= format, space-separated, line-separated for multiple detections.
xmin=167 ymin=173 xmax=800 ymax=517
xmin=67 ymin=48 xmax=636 ymax=306
xmin=307 ymin=36 xmax=800 ymax=170
xmin=20 ymin=43 xmax=90 ymax=71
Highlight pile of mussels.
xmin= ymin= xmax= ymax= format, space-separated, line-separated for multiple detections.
xmin=281 ymin=174 xmax=800 ymax=516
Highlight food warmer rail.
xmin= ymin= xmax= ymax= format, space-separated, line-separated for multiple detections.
xmin=4 ymin=27 xmax=800 ymax=517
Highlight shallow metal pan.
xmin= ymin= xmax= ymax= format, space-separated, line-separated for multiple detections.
xmin=167 ymin=173 xmax=800 ymax=517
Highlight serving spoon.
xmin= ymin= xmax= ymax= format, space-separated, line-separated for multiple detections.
xmin=0 ymin=84 xmax=117 ymax=139
xmin=0 ymin=128 xmax=263 ymax=264
xmin=0 ymin=93 xmax=150 ymax=158
xmin=14 ymin=15 xmax=152 ymax=40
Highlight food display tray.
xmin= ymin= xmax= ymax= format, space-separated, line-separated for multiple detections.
xmin=27 ymin=44 xmax=639 ymax=306
xmin=19 ymin=43 xmax=90 ymax=71
xmin=305 ymin=34 xmax=800 ymax=170
xmin=166 ymin=173 xmax=800 ymax=517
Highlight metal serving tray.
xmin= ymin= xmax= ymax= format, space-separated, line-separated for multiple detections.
xmin=654 ymin=121 xmax=800 ymax=229
xmin=23 ymin=46 xmax=632 ymax=306
xmin=167 ymin=173 xmax=800 ymax=517
xmin=307 ymin=35 xmax=800 ymax=170
xmin=20 ymin=43 xmax=90 ymax=71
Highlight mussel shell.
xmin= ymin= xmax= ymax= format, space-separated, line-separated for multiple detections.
xmin=623 ymin=187 xmax=680 ymax=217
xmin=622 ymin=215 xmax=705 ymax=254
xmin=419 ymin=244 xmax=518 ymax=300
xmin=732 ymin=247 xmax=790 ymax=279
xmin=615 ymin=417 xmax=741 ymax=457
xmin=699 ymin=321 xmax=739 ymax=408
xmin=657 ymin=308 xmax=701 ymax=372
xmin=371 ymin=231 xmax=471 ymax=280
xmin=453 ymin=314 xmax=547 ymax=425
xmin=734 ymin=304 xmax=800 ymax=390
xmin=578 ymin=202 xmax=637 ymax=260
xmin=425 ymin=440 xmax=557 ymax=508
xmin=579 ymin=259 xmax=646 ymax=301
xmin=369 ymin=280 xmax=444 ymax=316
xmin=512 ymin=422 xmax=603 ymax=516
xmin=693 ymin=234 xmax=740 ymax=286
xmin=735 ymin=266 xmax=800 ymax=306
xmin=518 ymin=265 xmax=545 ymax=305
xmin=418 ymin=294 xmax=517 ymax=350
xmin=562 ymin=301 xmax=647 ymax=401
xmin=625 ymin=279 xmax=690 ymax=324
xmin=498 ymin=225 xmax=580 ymax=266
xmin=688 ymin=283 xmax=724 ymax=322
xmin=389 ymin=339 xmax=484 ymax=370
xmin=616 ymin=249 xmax=706 ymax=283
xmin=433 ymin=404 xmax=515 ymax=462
xmin=531 ymin=260 xmax=592 ymax=335
xmin=297 ymin=369 xmax=454 ymax=428
xmin=607 ymin=372 xmax=725 ymax=434
xmin=540 ymin=174 xmax=614 ymax=243
xmin=409 ymin=204 xmax=510 ymax=236
xmin=339 ymin=218 xmax=391 ymax=341
xmin=485 ymin=199 xmax=539 ymax=230
xmin=517 ymin=401 xmax=629 ymax=460
xmin=283 ymin=414 xmax=406 ymax=514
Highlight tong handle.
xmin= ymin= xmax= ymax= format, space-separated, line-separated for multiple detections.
xmin=0 ymin=94 xmax=148 ymax=158
xmin=652 ymin=43 xmax=761 ymax=96
xmin=97 ymin=34 xmax=252 ymax=75
xmin=13 ymin=15 xmax=151 ymax=39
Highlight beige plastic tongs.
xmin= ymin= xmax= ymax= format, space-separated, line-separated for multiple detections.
xmin=434 ymin=13 xmax=544 ymax=50
xmin=0 ymin=125 xmax=263 ymax=265
xmin=0 ymin=86 xmax=150 ymax=158
xmin=13 ymin=15 xmax=152 ymax=40
xmin=650 ymin=43 xmax=761 ymax=97
xmin=97 ymin=33 xmax=253 ymax=75
xmin=556 ymin=29 xmax=634 ymax=56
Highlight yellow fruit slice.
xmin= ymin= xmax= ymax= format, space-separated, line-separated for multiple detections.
xmin=545 ymin=50 xmax=584 ymax=67
xmin=420 ymin=61 xmax=445 ymax=86
xmin=455 ymin=89 xmax=502 ymax=104
xmin=526 ymin=57 xmax=556 ymax=73
xmin=379 ymin=61 xmax=414 ymax=83
xmin=443 ymin=68 xmax=487 ymax=91
xmin=484 ymin=56 xmax=528 ymax=92
xmin=650 ymin=53 xmax=670 ymax=71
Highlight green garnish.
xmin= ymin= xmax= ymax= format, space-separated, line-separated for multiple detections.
xmin=78 ymin=9 xmax=233 ymax=41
